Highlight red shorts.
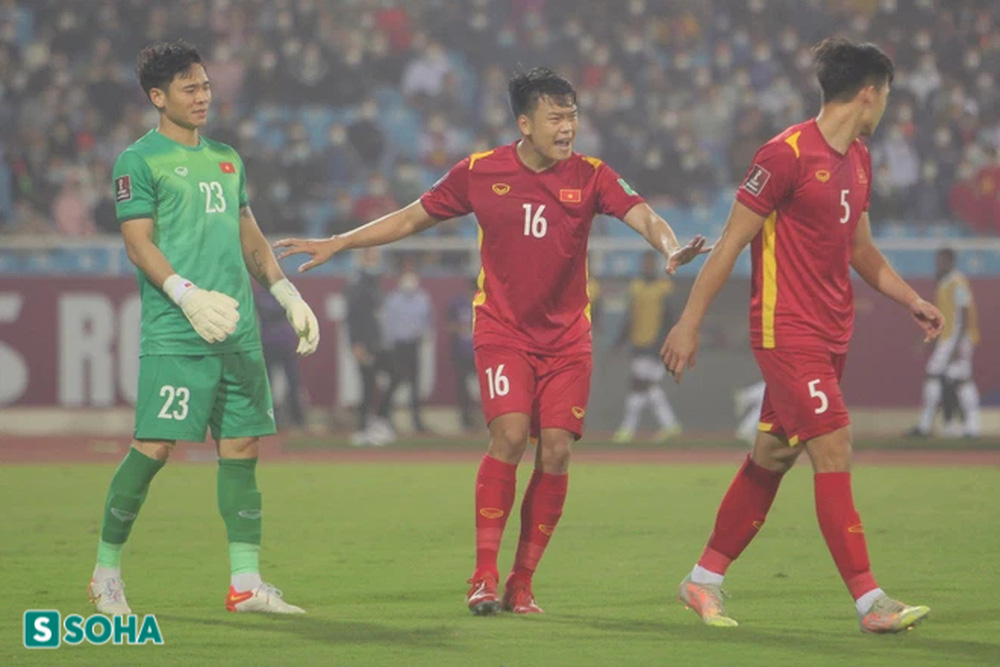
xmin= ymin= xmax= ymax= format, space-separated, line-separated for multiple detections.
xmin=474 ymin=345 xmax=592 ymax=439
xmin=753 ymin=347 xmax=850 ymax=445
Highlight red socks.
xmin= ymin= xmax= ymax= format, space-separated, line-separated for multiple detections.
xmin=698 ymin=455 xmax=783 ymax=575
xmin=694 ymin=458 xmax=878 ymax=602
xmin=511 ymin=470 xmax=568 ymax=581
xmin=474 ymin=455 xmax=517 ymax=579
xmin=814 ymin=472 xmax=878 ymax=599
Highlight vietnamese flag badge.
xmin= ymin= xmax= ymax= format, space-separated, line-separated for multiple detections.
xmin=219 ymin=162 xmax=236 ymax=174
xmin=559 ymin=188 xmax=582 ymax=203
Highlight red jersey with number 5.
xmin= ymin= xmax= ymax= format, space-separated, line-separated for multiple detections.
xmin=421 ymin=142 xmax=644 ymax=354
xmin=736 ymin=119 xmax=872 ymax=354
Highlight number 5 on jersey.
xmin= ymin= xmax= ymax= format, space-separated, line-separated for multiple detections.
xmin=485 ymin=365 xmax=509 ymax=399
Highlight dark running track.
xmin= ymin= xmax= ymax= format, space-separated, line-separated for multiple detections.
xmin=1 ymin=435 xmax=998 ymax=466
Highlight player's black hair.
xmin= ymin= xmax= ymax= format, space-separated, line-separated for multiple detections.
xmin=937 ymin=247 xmax=956 ymax=263
xmin=136 ymin=39 xmax=204 ymax=100
xmin=812 ymin=38 xmax=894 ymax=104
xmin=508 ymin=67 xmax=577 ymax=118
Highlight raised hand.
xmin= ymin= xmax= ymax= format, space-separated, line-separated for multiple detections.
xmin=273 ymin=237 xmax=342 ymax=273
xmin=666 ymin=235 xmax=711 ymax=275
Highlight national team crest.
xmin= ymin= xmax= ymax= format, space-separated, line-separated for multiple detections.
xmin=856 ymin=167 xmax=868 ymax=184
xmin=742 ymin=164 xmax=771 ymax=196
xmin=115 ymin=175 xmax=132 ymax=202
xmin=559 ymin=188 xmax=581 ymax=203
xmin=219 ymin=162 xmax=236 ymax=174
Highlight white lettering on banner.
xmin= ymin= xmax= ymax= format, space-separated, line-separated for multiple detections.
xmin=326 ymin=293 xmax=359 ymax=406
xmin=118 ymin=295 xmax=141 ymax=404
xmin=0 ymin=294 xmax=28 ymax=405
xmin=59 ymin=295 xmax=115 ymax=406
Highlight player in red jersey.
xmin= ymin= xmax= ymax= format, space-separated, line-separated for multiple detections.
xmin=661 ymin=39 xmax=944 ymax=633
xmin=276 ymin=67 xmax=707 ymax=615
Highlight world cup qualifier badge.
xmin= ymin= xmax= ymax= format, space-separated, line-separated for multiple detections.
xmin=115 ymin=175 xmax=132 ymax=202
xmin=741 ymin=164 xmax=771 ymax=196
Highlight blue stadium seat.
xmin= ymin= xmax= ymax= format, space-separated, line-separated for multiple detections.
xmin=298 ymin=107 xmax=336 ymax=148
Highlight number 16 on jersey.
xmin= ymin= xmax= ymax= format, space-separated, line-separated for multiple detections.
xmin=522 ymin=204 xmax=547 ymax=238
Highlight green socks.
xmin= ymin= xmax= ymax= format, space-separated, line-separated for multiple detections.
xmin=96 ymin=452 xmax=265 ymax=588
xmin=96 ymin=540 xmax=124 ymax=569
xmin=229 ymin=542 xmax=261 ymax=576
xmin=98 ymin=447 xmax=165 ymax=553
xmin=218 ymin=458 xmax=263 ymax=583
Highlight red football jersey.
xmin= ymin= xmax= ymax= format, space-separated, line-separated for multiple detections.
xmin=421 ymin=142 xmax=644 ymax=354
xmin=736 ymin=119 xmax=872 ymax=353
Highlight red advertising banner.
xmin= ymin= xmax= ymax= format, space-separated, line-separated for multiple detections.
xmin=1 ymin=277 xmax=996 ymax=410
xmin=0 ymin=276 xmax=470 ymax=408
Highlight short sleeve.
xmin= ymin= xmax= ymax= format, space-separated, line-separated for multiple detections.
xmin=420 ymin=158 xmax=473 ymax=220
xmin=112 ymin=150 xmax=156 ymax=223
xmin=595 ymin=164 xmax=645 ymax=219
xmin=236 ymin=152 xmax=248 ymax=207
xmin=734 ymin=141 xmax=798 ymax=216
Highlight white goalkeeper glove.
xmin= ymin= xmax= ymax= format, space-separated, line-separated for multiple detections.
xmin=270 ymin=278 xmax=320 ymax=355
xmin=163 ymin=274 xmax=240 ymax=343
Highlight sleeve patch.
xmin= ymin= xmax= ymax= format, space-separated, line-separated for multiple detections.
xmin=741 ymin=164 xmax=771 ymax=197
xmin=115 ymin=175 xmax=132 ymax=202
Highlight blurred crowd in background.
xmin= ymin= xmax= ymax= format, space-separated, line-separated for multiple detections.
xmin=1 ymin=0 xmax=1000 ymax=240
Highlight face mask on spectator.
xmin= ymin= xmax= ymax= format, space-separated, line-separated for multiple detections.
xmin=399 ymin=272 xmax=419 ymax=292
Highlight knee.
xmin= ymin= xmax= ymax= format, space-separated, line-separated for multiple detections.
xmin=133 ymin=440 xmax=173 ymax=462
xmin=808 ymin=439 xmax=852 ymax=473
xmin=751 ymin=435 xmax=802 ymax=473
xmin=219 ymin=437 xmax=260 ymax=459
xmin=539 ymin=434 xmax=574 ymax=473
xmin=752 ymin=446 xmax=798 ymax=474
xmin=488 ymin=423 xmax=529 ymax=463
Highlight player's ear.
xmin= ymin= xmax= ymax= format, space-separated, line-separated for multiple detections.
xmin=517 ymin=113 xmax=532 ymax=136
xmin=860 ymin=83 xmax=878 ymax=105
xmin=148 ymin=87 xmax=167 ymax=112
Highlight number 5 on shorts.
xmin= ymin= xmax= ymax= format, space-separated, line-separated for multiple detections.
xmin=808 ymin=379 xmax=828 ymax=415
xmin=484 ymin=365 xmax=509 ymax=399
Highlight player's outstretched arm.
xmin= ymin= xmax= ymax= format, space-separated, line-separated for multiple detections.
xmin=850 ymin=212 xmax=944 ymax=342
xmin=622 ymin=203 xmax=710 ymax=275
xmin=660 ymin=201 xmax=764 ymax=381
xmin=274 ymin=200 xmax=440 ymax=273
xmin=240 ymin=206 xmax=320 ymax=355
xmin=121 ymin=217 xmax=241 ymax=343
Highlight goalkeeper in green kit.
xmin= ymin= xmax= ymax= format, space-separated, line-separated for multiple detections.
xmin=88 ymin=40 xmax=319 ymax=615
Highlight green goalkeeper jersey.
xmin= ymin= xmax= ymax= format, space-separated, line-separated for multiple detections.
xmin=113 ymin=129 xmax=261 ymax=356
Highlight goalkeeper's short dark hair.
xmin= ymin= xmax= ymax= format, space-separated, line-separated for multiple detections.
xmin=508 ymin=67 xmax=577 ymax=119
xmin=812 ymin=38 xmax=894 ymax=104
xmin=136 ymin=40 xmax=204 ymax=99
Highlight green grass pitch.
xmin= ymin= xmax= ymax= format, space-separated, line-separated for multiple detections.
xmin=2 ymin=455 xmax=998 ymax=665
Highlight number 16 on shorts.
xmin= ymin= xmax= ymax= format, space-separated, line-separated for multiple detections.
xmin=484 ymin=365 xmax=509 ymax=399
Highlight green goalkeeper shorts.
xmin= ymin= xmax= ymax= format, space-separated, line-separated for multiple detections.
xmin=133 ymin=349 xmax=276 ymax=442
